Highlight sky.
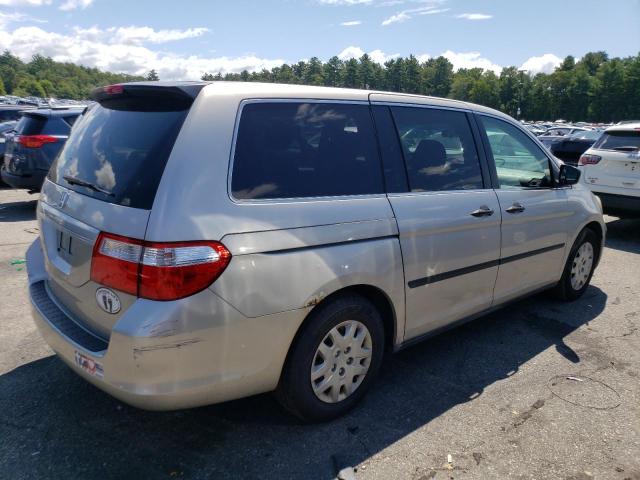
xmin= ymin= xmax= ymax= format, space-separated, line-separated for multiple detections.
xmin=0 ymin=0 xmax=638 ymax=80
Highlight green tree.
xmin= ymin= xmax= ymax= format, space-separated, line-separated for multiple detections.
xmin=146 ymin=69 xmax=159 ymax=81
xmin=423 ymin=56 xmax=453 ymax=97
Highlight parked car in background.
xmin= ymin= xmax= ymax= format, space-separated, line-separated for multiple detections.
xmin=550 ymin=130 xmax=602 ymax=165
xmin=27 ymin=81 xmax=604 ymax=422
xmin=0 ymin=120 xmax=17 ymax=187
xmin=539 ymin=126 xmax=590 ymax=148
xmin=579 ymin=122 xmax=640 ymax=217
xmin=524 ymin=124 xmax=547 ymax=136
xmin=1 ymin=107 xmax=83 ymax=192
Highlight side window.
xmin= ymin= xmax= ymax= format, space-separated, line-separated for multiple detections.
xmin=231 ymin=102 xmax=383 ymax=200
xmin=390 ymin=106 xmax=483 ymax=192
xmin=479 ymin=115 xmax=552 ymax=189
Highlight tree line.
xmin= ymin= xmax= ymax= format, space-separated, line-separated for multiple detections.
xmin=0 ymin=51 xmax=142 ymax=101
xmin=0 ymin=49 xmax=637 ymax=123
xmin=202 ymin=51 xmax=639 ymax=123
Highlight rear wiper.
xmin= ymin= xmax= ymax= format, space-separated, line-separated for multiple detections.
xmin=612 ymin=146 xmax=640 ymax=152
xmin=63 ymin=175 xmax=114 ymax=196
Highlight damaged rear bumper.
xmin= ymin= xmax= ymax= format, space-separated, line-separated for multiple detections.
xmin=26 ymin=239 xmax=305 ymax=410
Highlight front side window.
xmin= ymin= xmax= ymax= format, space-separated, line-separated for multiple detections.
xmin=231 ymin=102 xmax=383 ymax=200
xmin=390 ymin=106 xmax=483 ymax=192
xmin=479 ymin=115 xmax=552 ymax=189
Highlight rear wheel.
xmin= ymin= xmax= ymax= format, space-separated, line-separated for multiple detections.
xmin=553 ymin=228 xmax=599 ymax=301
xmin=276 ymin=293 xmax=385 ymax=422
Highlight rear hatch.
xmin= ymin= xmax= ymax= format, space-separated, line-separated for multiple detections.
xmin=582 ymin=128 xmax=640 ymax=191
xmin=39 ymin=83 xmax=201 ymax=339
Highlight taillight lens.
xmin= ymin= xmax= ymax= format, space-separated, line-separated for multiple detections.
xmin=90 ymin=232 xmax=231 ymax=301
xmin=18 ymin=135 xmax=59 ymax=148
xmin=103 ymin=84 xmax=124 ymax=95
xmin=579 ymin=154 xmax=601 ymax=165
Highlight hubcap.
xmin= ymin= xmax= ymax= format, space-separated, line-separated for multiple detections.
xmin=570 ymin=242 xmax=594 ymax=291
xmin=310 ymin=320 xmax=373 ymax=404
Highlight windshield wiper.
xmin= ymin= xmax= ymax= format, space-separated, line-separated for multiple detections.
xmin=63 ymin=175 xmax=114 ymax=196
xmin=612 ymin=146 xmax=640 ymax=152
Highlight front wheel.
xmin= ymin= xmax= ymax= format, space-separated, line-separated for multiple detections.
xmin=553 ymin=228 xmax=599 ymax=301
xmin=276 ymin=293 xmax=385 ymax=422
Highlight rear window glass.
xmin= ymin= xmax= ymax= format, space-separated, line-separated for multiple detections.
xmin=593 ymin=130 xmax=640 ymax=151
xmin=231 ymin=102 xmax=383 ymax=199
xmin=48 ymin=101 xmax=189 ymax=209
xmin=62 ymin=114 xmax=81 ymax=127
xmin=15 ymin=115 xmax=45 ymax=135
xmin=0 ymin=109 xmax=25 ymax=122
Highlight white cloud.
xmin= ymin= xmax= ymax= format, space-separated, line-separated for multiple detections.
xmin=440 ymin=50 xmax=502 ymax=73
xmin=73 ymin=25 xmax=209 ymax=45
xmin=0 ymin=10 xmax=46 ymax=28
xmin=0 ymin=0 xmax=50 ymax=5
xmin=340 ymin=20 xmax=362 ymax=26
xmin=338 ymin=45 xmax=399 ymax=64
xmin=456 ymin=13 xmax=492 ymax=20
xmin=0 ymin=25 xmax=286 ymax=80
xmin=520 ymin=53 xmax=562 ymax=74
xmin=382 ymin=5 xmax=449 ymax=25
xmin=381 ymin=11 xmax=410 ymax=25
xmin=60 ymin=0 xmax=94 ymax=10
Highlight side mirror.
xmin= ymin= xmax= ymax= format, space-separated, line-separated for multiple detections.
xmin=559 ymin=164 xmax=581 ymax=186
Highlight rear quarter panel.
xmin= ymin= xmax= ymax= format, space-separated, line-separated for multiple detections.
xmin=147 ymin=84 xmax=407 ymax=345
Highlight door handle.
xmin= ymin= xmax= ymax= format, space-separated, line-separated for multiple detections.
xmin=506 ymin=202 xmax=525 ymax=214
xmin=470 ymin=206 xmax=495 ymax=217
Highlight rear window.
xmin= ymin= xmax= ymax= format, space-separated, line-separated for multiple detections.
xmin=231 ymin=102 xmax=383 ymax=200
xmin=15 ymin=115 xmax=45 ymax=135
xmin=48 ymin=100 xmax=189 ymax=209
xmin=592 ymin=130 xmax=640 ymax=151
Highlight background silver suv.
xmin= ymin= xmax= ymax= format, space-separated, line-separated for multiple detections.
xmin=27 ymin=81 xmax=605 ymax=421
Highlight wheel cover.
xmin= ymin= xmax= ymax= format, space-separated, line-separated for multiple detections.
xmin=570 ymin=241 xmax=594 ymax=291
xmin=310 ymin=320 xmax=373 ymax=404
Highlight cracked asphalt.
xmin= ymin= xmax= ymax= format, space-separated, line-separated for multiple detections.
xmin=0 ymin=188 xmax=639 ymax=480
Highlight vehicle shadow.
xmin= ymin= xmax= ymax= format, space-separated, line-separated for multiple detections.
xmin=603 ymin=217 xmax=640 ymax=255
xmin=0 ymin=199 xmax=37 ymax=222
xmin=0 ymin=287 xmax=607 ymax=480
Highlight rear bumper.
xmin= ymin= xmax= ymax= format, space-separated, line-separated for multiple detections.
xmin=26 ymin=240 xmax=305 ymax=410
xmin=594 ymin=192 xmax=640 ymax=217
xmin=0 ymin=167 xmax=46 ymax=191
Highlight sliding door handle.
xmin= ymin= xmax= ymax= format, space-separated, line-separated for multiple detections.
xmin=506 ymin=202 xmax=525 ymax=214
xmin=470 ymin=206 xmax=495 ymax=217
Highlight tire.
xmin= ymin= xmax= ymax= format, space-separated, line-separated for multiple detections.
xmin=553 ymin=228 xmax=599 ymax=301
xmin=276 ymin=293 xmax=385 ymax=422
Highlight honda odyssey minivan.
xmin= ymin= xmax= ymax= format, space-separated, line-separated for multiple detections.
xmin=27 ymin=81 xmax=605 ymax=421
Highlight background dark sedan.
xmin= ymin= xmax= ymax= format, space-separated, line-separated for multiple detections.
xmin=549 ymin=130 xmax=603 ymax=165
xmin=1 ymin=107 xmax=83 ymax=192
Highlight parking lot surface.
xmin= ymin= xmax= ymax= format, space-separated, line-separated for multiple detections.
xmin=0 ymin=188 xmax=638 ymax=480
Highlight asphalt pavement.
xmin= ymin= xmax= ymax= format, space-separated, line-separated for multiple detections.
xmin=0 ymin=188 xmax=638 ymax=480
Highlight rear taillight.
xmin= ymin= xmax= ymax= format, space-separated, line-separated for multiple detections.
xmin=90 ymin=232 xmax=231 ymax=301
xmin=579 ymin=154 xmax=601 ymax=166
xmin=17 ymin=135 xmax=58 ymax=148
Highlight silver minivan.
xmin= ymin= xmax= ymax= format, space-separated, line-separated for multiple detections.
xmin=27 ymin=81 xmax=605 ymax=421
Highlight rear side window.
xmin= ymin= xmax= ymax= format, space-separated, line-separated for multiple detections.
xmin=592 ymin=130 xmax=640 ymax=151
xmin=390 ymin=106 xmax=483 ymax=192
xmin=49 ymin=101 xmax=189 ymax=209
xmin=231 ymin=102 xmax=383 ymax=199
xmin=15 ymin=115 xmax=45 ymax=135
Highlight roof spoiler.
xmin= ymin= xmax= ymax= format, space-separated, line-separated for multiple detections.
xmin=90 ymin=83 xmax=205 ymax=111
